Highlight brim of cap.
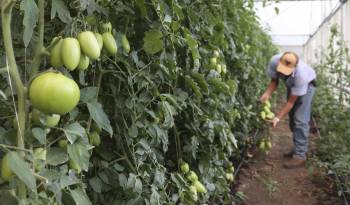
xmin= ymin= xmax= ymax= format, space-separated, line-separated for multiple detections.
xmin=277 ymin=62 xmax=294 ymax=76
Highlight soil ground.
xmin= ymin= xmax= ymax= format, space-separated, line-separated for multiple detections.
xmin=235 ymin=102 xmax=342 ymax=205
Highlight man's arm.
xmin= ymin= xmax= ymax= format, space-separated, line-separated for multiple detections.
xmin=272 ymin=95 xmax=298 ymax=127
xmin=260 ymin=79 xmax=279 ymax=103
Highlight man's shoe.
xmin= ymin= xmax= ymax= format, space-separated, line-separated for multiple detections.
xmin=283 ymin=157 xmax=306 ymax=169
xmin=283 ymin=150 xmax=294 ymax=158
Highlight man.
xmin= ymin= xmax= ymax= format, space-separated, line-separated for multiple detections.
xmin=260 ymin=52 xmax=316 ymax=169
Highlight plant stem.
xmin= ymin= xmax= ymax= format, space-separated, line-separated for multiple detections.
xmin=29 ymin=0 xmax=45 ymax=79
xmin=86 ymin=62 xmax=104 ymax=132
xmin=1 ymin=1 xmax=27 ymax=199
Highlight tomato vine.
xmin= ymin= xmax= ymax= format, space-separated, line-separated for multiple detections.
xmin=0 ymin=0 xmax=277 ymax=204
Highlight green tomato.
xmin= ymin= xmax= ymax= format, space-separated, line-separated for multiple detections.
xmin=69 ymin=159 xmax=82 ymax=174
xmin=61 ymin=38 xmax=81 ymax=70
xmin=180 ymin=162 xmax=190 ymax=173
xmin=216 ymin=64 xmax=222 ymax=73
xmin=78 ymin=31 xmax=101 ymax=60
xmin=121 ymin=34 xmax=130 ymax=53
xmin=94 ymin=33 xmax=104 ymax=51
xmin=222 ymin=64 xmax=227 ymax=73
xmin=50 ymin=38 xmax=63 ymax=68
xmin=101 ymin=22 xmax=112 ymax=33
xmin=89 ymin=131 xmax=101 ymax=147
xmin=259 ymin=141 xmax=266 ymax=150
xmin=92 ymin=122 xmax=102 ymax=133
xmin=77 ymin=54 xmax=90 ymax=71
xmin=228 ymin=165 xmax=235 ymax=173
xmin=266 ymin=141 xmax=272 ymax=149
xmin=213 ymin=50 xmax=220 ymax=58
xmin=44 ymin=114 xmax=60 ymax=128
xmin=263 ymin=106 xmax=270 ymax=113
xmin=225 ymin=173 xmax=234 ymax=182
xmin=102 ymin=32 xmax=118 ymax=55
xmin=29 ymin=71 xmax=80 ymax=115
xmin=58 ymin=139 xmax=68 ymax=149
xmin=210 ymin=57 xmax=217 ymax=66
xmin=266 ymin=112 xmax=275 ymax=120
xmin=85 ymin=15 xmax=97 ymax=25
xmin=260 ymin=111 xmax=266 ymax=120
xmin=1 ymin=153 xmax=13 ymax=181
xmin=265 ymin=100 xmax=271 ymax=108
xmin=193 ymin=181 xmax=207 ymax=193
xmin=189 ymin=185 xmax=198 ymax=201
xmin=189 ymin=185 xmax=197 ymax=195
xmin=187 ymin=171 xmax=198 ymax=182
xmin=31 ymin=109 xmax=41 ymax=124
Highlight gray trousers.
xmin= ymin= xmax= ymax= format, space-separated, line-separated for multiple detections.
xmin=288 ymin=84 xmax=315 ymax=159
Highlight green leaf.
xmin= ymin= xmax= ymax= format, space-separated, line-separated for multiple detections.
xmin=87 ymin=101 xmax=113 ymax=135
xmin=184 ymin=75 xmax=203 ymax=101
xmin=143 ymin=29 xmax=164 ymax=55
xmin=67 ymin=141 xmax=90 ymax=172
xmin=150 ymin=187 xmax=160 ymax=205
xmin=8 ymin=152 xmax=36 ymax=191
xmin=60 ymin=175 xmax=79 ymax=188
xmin=31 ymin=127 xmax=46 ymax=144
xmin=70 ymin=187 xmax=91 ymax=205
xmin=89 ymin=177 xmax=103 ymax=193
xmin=191 ymin=72 xmax=209 ymax=94
xmin=0 ymin=190 xmax=18 ymax=205
xmin=51 ymin=0 xmax=72 ymax=23
xmin=80 ymin=87 xmax=98 ymax=103
xmin=184 ymin=29 xmax=200 ymax=60
xmin=64 ymin=122 xmax=87 ymax=143
xmin=47 ymin=147 xmax=68 ymax=166
xmin=20 ymin=0 xmax=38 ymax=47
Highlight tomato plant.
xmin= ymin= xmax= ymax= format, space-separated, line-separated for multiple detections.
xmin=312 ymin=25 xmax=350 ymax=199
xmin=0 ymin=0 xmax=277 ymax=204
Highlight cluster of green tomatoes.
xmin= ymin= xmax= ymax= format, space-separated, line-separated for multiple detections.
xmin=209 ymin=50 xmax=227 ymax=74
xmin=179 ymin=162 xmax=207 ymax=203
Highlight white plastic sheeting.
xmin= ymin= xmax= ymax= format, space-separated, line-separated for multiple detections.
xmin=303 ymin=2 xmax=350 ymax=65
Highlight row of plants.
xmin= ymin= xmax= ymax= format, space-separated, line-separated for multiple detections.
xmin=312 ymin=25 xmax=350 ymax=201
xmin=0 ymin=0 xmax=277 ymax=204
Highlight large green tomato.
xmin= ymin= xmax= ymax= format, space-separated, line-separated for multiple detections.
xmin=77 ymin=54 xmax=90 ymax=71
xmin=61 ymin=38 xmax=81 ymax=70
xmin=102 ymin=32 xmax=117 ymax=55
xmin=94 ymin=33 xmax=103 ymax=51
xmin=187 ymin=171 xmax=198 ymax=182
xmin=50 ymin=37 xmax=63 ymax=68
xmin=29 ymin=71 xmax=80 ymax=115
xmin=193 ymin=181 xmax=207 ymax=193
xmin=78 ymin=31 xmax=101 ymax=60
xmin=1 ymin=153 xmax=13 ymax=181
xmin=180 ymin=162 xmax=190 ymax=173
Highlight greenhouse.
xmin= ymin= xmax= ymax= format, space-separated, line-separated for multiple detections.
xmin=0 ymin=0 xmax=349 ymax=204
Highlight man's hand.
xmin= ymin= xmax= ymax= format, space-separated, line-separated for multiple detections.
xmin=260 ymin=92 xmax=270 ymax=103
xmin=271 ymin=117 xmax=280 ymax=128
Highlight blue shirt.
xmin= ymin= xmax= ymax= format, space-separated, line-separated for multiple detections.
xmin=267 ymin=54 xmax=316 ymax=96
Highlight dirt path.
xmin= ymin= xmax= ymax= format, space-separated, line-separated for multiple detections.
xmin=235 ymin=103 xmax=341 ymax=205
